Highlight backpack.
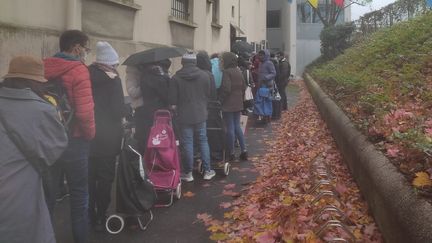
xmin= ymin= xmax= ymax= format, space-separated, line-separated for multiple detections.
xmin=44 ymin=78 xmax=74 ymax=132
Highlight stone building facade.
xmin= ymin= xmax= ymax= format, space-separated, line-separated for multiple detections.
xmin=0 ymin=0 xmax=267 ymax=82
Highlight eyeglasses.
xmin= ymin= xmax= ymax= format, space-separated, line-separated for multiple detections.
xmin=80 ymin=45 xmax=91 ymax=53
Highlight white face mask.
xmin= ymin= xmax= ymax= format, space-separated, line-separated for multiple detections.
xmin=79 ymin=49 xmax=87 ymax=62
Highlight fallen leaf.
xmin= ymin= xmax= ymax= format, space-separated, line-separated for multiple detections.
xmin=222 ymin=190 xmax=241 ymax=197
xmin=208 ymin=224 xmax=224 ymax=233
xmin=196 ymin=213 xmax=212 ymax=226
xmin=413 ymin=172 xmax=432 ymax=187
xmin=335 ymin=183 xmax=348 ymax=194
xmin=224 ymin=183 xmax=236 ymax=190
xmin=386 ymin=147 xmax=399 ymax=157
xmin=210 ymin=232 xmax=229 ymax=241
xmin=202 ymin=183 xmax=211 ymax=187
xmin=220 ymin=202 xmax=232 ymax=209
xmin=183 ymin=191 xmax=195 ymax=198
xmin=255 ymin=231 xmax=275 ymax=243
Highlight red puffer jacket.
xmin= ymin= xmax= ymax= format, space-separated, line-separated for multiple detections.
xmin=44 ymin=57 xmax=95 ymax=140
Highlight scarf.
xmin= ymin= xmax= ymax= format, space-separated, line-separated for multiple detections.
xmin=94 ymin=63 xmax=118 ymax=79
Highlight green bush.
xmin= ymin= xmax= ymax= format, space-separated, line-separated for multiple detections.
xmin=320 ymin=23 xmax=356 ymax=60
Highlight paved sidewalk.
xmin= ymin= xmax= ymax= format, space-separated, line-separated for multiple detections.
xmin=53 ymin=84 xmax=299 ymax=243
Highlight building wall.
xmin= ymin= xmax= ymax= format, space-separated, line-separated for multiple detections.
xmin=0 ymin=0 xmax=266 ymax=80
xmin=266 ymin=0 xmax=351 ymax=76
xmin=0 ymin=0 xmax=68 ymax=31
xmin=267 ymin=0 xmax=297 ymax=75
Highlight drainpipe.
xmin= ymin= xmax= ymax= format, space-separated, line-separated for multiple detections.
xmin=66 ymin=0 xmax=82 ymax=30
xmin=238 ymin=0 xmax=241 ymax=30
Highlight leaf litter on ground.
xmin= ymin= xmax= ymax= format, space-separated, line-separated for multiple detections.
xmin=196 ymin=80 xmax=383 ymax=242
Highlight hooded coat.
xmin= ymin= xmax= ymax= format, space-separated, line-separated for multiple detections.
xmin=278 ymin=57 xmax=291 ymax=86
xmin=257 ymin=50 xmax=276 ymax=87
xmin=197 ymin=52 xmax=217 ymax=100
xmin=0 ymin=87 xmax=68 ymax=243
xmin=170 ymin=62 xmax=210 ymax=125
xmin=210 ymin=58 xmax=223 ymax=89
xmin=135 ymin=65 xmax=171 ymax=147
xmin=88 ymin=64 xmax=125 ymax=157
xmin=44 ymin=54 xmax=95 ymax=140
xmin=219 ymin=52 xmax=246 ymax=112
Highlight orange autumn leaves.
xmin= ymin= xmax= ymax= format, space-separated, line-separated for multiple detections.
xmin=197 ymin=80 xmax=383 ymax=242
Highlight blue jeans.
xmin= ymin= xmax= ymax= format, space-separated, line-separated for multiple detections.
xmin=180 ymin=122 xmax=211 ymax=173
xmin=223 ymin=111 xmax=246 ymax=153
xmin=46 ymin=138 xmax=90 ymax=243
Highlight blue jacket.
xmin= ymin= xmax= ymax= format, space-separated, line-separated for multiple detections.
xmin=210 ymin=58 xmax=222 ymax=89
xmin=257 ymin=50 xmax=276 ymax=87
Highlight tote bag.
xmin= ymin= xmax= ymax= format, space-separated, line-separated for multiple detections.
xmin=244 ymin=86 xmax=254 ymax=101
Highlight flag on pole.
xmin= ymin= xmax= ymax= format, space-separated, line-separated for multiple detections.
xmin=427 ymin=0 xmax=432 ymax=8
xmin=308 ymin=0 xmax=319 ymax=9
xmin=334 ymin=0 xmax=344 ymax=7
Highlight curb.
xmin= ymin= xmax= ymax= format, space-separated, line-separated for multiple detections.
xmin=304 ymin=73 xmax=432 ymax=243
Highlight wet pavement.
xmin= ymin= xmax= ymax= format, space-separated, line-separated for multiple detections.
xmin=53 ymin=84 xmax=299 ymax=243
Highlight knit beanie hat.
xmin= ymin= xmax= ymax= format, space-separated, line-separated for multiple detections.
xmin=96 ymin=41 xmax=119 ymax=65
xmin=181 ymin=52 xmax=197 ymax=65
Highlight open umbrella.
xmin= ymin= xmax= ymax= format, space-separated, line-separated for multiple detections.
xmin=231 ymin=41 xmax=253 ymax=56
xmin=123 ymin=47 xmax=187 ymax=66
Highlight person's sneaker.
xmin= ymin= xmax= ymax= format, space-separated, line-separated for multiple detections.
xmin=203 ymin=170 xmax=216 ymax=180
xmin=239 ymin=151 xmax=248 ymax=161
xmin=180 ymin=172 xmax=194 ymax=182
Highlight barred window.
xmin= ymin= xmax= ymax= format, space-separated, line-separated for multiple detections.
xmin=171 ymin=0 xmax=190 ymax=21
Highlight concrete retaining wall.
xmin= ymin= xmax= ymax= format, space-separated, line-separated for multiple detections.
xmin=304 ymin=73 xmax=432 ymax=243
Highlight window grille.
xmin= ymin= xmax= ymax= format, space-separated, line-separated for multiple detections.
xmin=171 ymin=0 xmax=190 ymax=21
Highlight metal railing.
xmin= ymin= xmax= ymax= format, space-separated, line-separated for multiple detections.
xmin=308 ymin=156 xmax=357 ymax=242
xmin=171 ymin=0 xmax=190 ymax=21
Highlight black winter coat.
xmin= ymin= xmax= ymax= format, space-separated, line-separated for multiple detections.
xmin=219 ymin=52 xmax=246 ymax=112
xmin=170 ymin=63 xmax=210 ymax=125
xmin=278 ymin=58 xmax=291 ymax=86
xmin=140 ymin=65 xmax=171 ymax=115
xmin=89 ymin=64 xmax=125 ymax=157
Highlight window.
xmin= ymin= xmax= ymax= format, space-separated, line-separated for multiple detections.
xmin=297 ymin=2 xmax=345 ymax=24
xmin=267 ymin=10 xmax=281 ymax=28
xmin=232 ymin=6 xmax=235 ymax=18
xmin=212 ymin=0 xmax=219 ymax=23
xmin=298 ymin=3 xmax=320 ymax=23
xmin=171 ymin=0 xmax=190 ymax=21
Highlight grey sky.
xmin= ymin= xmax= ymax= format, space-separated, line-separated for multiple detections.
xmin=351 ymin=0 xmax=397 ymax=20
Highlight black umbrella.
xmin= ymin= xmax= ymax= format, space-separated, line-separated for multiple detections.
xmin=123 ymin=46 xmax=187 ymax=66
xmin=231 ymin=41 xmax=253 ymax=56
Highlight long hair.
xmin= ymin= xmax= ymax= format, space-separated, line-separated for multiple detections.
xmin=2 ymin=78 xmax=47 ymax=100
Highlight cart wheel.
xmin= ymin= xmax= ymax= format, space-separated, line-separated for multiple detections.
xmin=106 ymin=214 xmax=124 ymax=234
xmin=224 ymin=162 xmax=230 ymax=176
xmin=176 ymin=183 xmax=182 ymax=199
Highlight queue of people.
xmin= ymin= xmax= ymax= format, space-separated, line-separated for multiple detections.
xmin=0 ymin=28 xmax=291 ymax=243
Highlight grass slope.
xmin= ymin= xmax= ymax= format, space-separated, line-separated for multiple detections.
xmin=310 ymin=12 xmax=432 ymax=195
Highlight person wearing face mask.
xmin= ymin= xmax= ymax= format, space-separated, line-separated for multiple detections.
xmin=44 ymin=29 xmax=95 ymax=243
xmin=87 ymin=41 xmax=125 ymax=231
